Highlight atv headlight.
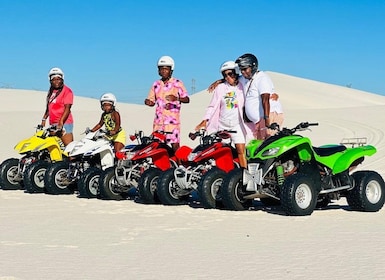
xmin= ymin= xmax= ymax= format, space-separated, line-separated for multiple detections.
xmin=262 ymin=147 xmax=280 ymax=157
xmin=125 ymin=152 xmax=136 ymax=160
xmin=188 ymin=152 xmax=198 ymax=161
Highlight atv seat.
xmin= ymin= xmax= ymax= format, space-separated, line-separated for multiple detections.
xmin=313 ymin=145 xmax=347 ymax=157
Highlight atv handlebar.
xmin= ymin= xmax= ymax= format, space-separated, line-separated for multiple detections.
xmin=128 ymin=130 xmax=172 ymax=145
xmin=278 ymin=121 xmax=319 ymax=136
xmin=296 ymin=122 xmax=318 ymax=130
xmin=45 ymin=125 xmax=64 ymax=137
xmin=188 ymin=129 xmax=235 ymax=141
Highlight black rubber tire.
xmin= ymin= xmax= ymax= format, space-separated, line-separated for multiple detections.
xmin=44 ymin=161 xmax=74 ymax=195
xmin=157 ymin=168 xmax=187 ymax=205
xmin=99 ymin=167 xmax=125 ymax=200
xmin=280 ymin=173 xmax=318 ymax=216
xmin=78 ymin=167 xmax=102 ymax=198
xmin=198 ymin=167 xmax=226 ymax=209
xmin=347 ymin=171 xmax=385 ymax=212
xmin=24 ymin=160 xmax=49 ymax=193
xmin=138 ymin=167 xmax=161 ymax=204
xmin=220 ymin=168 xmax=252 ymax=211
xmin=0 ymin=158 xmax=23 ymax=190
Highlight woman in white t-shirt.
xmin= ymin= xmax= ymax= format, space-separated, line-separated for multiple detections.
xmin=195 ymin=61 xmax=253 ymax=168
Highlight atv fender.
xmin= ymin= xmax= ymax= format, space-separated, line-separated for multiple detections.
xmin=332 ymin=145 xmax=376 ymax=174
xmin=14 ymin=130 xmax=45 ymax=152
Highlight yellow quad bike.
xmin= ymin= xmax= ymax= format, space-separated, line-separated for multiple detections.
xmin=0 ymin=125 xmax=66 ymax=192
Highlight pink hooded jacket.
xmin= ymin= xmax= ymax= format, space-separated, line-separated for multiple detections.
xmin=204 ymin=82 xmax=254 ymax=142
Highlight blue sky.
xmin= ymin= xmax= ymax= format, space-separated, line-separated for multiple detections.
xmin=0 ymin=0 xmax=384 ymax=104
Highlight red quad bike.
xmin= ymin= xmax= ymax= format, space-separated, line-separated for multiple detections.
xmin=157 ymin=129 xmax=239 ymax=208
xmin=98 ymin=130 xmax=190 ymax=203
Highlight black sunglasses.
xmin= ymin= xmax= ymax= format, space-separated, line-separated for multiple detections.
xmin=223 ymin=71 xmax=236 ymax=78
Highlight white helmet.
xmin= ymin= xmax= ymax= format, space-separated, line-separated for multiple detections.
xmin=220 ymin=61 xmax=239 ymax=75
xmin=157 ymin=56 xmax=175 ymax=70
xmin=100 ymin=93 xmax=117 ymax=106
xmin=48 ymin=67 xmax=65 ymax=81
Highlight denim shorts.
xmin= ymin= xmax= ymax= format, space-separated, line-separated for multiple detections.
xmin=63 ymin=123 xmax=73 ymax=134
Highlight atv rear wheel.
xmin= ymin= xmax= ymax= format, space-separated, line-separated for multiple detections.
xmin=221 ymin=168 xmax=252 ymax=211
xmin=138 ymin=167 xmax=161 ymax=204
xmin=198 ymin=167 xmax=226 ymax=209
xmin=347 ymin=171 xmax=385 ymax=212
xmin=78 ymin=167 xmax=102 ymax=198
xmin=99 ymin=167 xmax=125 ymax=200
xmin=44 ymin=161 xmax=74 ymax=195
xmin=24 ymin=160 xmax=49 ymax=193
xmin=157 ymin=168 xmax=188 ymax=205
xmin=0 ymin=158 xmax=23 ymax=190
xmin=280 ymin=173 xmax=318 ymax=216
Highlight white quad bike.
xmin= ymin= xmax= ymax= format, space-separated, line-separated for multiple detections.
xmin=44 ymin=129 xmax=116 ymax=197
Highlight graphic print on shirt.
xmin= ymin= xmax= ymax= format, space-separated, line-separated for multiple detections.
xmin=224 ymin=91 xmax=238 ymax=110
xmin=48 ymin=89 xmax=62 ymax=104
xmin=103 ymin=113 xmax=116 ymax=131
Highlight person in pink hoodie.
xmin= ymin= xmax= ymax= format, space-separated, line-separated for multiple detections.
xmin=195 ymin=61 xmax=253 ymax=168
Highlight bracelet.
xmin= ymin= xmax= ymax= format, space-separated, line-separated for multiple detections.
xmin=263 ymin=115 xmax=269 ymax=120
xmin=42 ymin=118 xmax=46 ymax=121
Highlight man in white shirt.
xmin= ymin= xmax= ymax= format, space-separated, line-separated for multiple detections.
xmin=236 ymin=53 xmax=273 ymax=140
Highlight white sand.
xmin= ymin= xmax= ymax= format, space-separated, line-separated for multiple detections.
xmin=1 ymin=72 xmax=385 ymax=280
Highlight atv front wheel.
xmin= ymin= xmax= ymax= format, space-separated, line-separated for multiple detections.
xmin=347 ymin=171 xmax=385 ymax=212
xmin=78 ymin=167 xmax=102 ymax=198
xmin=44 ymin=161 xmax=74 ymax=195
xmin=157 ymin=168 xmax=188 ymax=205
xmin=99 ymin=167 xmax=125 ymax=200
xmin=0 ymin=158 xmax=23 ymax=190
xmin=221 ymin=168 xmax=252 ymax=211
xmin=138 ymin=167 xmax=161 ymax=204
xmin=280 ymin=173 xmax=318 ymax=216
xmin=198 ymin=167 xmax=226 ymax=209
xmin=24 ymin=160 xmax=49 ymax=193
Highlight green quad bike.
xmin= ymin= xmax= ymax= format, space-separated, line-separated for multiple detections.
xmin=221 ymin=122 xmax=385 ymax=216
